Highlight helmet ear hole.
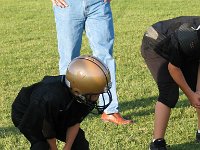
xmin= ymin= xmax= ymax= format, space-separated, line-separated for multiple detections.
xmin=73 ymin=91 xmax=79 ymax=96
xmin=71 ymin=88 xmax=80 ymax=96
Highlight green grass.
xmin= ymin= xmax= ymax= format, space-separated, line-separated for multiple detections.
xmin=1 ymin=0 xmax=200 ymax=149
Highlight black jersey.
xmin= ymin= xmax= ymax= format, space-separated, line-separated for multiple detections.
xmin=145 ymin=16 xmax=200 ymax=67
xmin=12 ymin=76 xmax=93 ymax=139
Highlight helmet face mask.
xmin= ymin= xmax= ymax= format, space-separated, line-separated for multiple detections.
xmin=66 ymin=55 xmax=112 ymax=113
xmin=94 ymin=89 xmax=112 ymax=114
xmin=73 ymin=90 xmax=112 ymax=114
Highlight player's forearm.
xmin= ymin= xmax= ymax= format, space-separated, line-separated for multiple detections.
xmin=47 ymin=138 xmax=58 ymax=150
xmin=64 ymin=123 xmax=80 ymax=150
xmin=168 ymin=63 xmax=194 ymax=98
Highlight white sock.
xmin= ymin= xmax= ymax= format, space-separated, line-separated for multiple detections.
xmin=198 ymin=130 xmax=200 ymax=133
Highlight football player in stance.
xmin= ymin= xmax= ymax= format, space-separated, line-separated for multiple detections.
xmin=141 ymin=16 xmax=200 ymax=150
xmin=11 ymin=55 xmax=112 ymax=150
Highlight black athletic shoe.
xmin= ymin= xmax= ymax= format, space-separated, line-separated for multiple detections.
xmin=196 ymin=131 xmax=200 ymax=143
xmin=149 ymin=138 xmax=168 ymax=150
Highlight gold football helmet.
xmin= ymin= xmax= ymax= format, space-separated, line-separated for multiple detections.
xmin=66 ymin=55 xmax=112 ymax=113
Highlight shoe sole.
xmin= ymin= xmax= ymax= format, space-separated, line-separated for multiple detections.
xmin=101 ymin=119 xmax=118 ymax=124
xmin=101 ymin=119 xmax=134 ymax=125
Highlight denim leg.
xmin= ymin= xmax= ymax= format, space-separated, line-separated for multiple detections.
xmin=85 ymin=0 xmax=118 ymax=113
xmin=53 ymin=0 xmax=85 ymax=75
xmin=53 ymin=0 xmax=119 ymax=113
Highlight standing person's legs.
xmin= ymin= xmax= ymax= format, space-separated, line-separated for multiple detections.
xmin=141 ymin=37 xmax=179 ymax=147
xmin=197 ymin=108 xmax=200 ymax=128
xmin=152 ymin=58 xmax=179 ymax=140
xmin=84 ymin=0 xmax=117 ymax=114
xmin=154 ymin=102 xmax=171 ymax=139
xmin=196 ymin=108 xmax=200 ymax=142
xmin=53 ymin=0 xmax=85 ymax=75
xmin=84 ymin=0 xmax=133 ymax=124
xmin=196 ymin=65 xmax=200 ymax=140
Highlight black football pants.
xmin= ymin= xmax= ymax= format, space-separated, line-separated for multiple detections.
xmin=12 ymin=113 xmax=89 ymax=150
xmin=22 ymin=128 xmax=89 ymax=150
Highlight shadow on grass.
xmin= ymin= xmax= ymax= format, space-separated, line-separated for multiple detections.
xmin=88 ymin=90 xmax=191 ymax=119
xmin=0 ymin=126 xmax=20 ymax=138
xmin=120 ymin=96 xmax=156 ymax=117
xmin=170 ymin=141 xmax=200 ymax=150
xmin=119 ymin=95 xmax=190 ymax=117
xmin=88 ymin=94 xmax=190 ymax=120
xmin=81 ymin=92 xmax=190 ymax=119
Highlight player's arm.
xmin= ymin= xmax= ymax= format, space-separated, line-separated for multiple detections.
xmin=41 ymin=92 xmax=60 ymax=148
xmin=168 ymin=62 xmax=193 ymax=98
xmin=63 ymin=123 xmax=80 ymax=150
xmin=168 ymin=62 xmax=200 ymax=108
xmin=47 ymin=138 xmax=58 ymax=150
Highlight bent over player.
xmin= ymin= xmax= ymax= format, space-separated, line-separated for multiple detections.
xmin=141 ymin=16 xmax=200 ymax=150
xmin=11 ymin=55 xmax=112 ymax=150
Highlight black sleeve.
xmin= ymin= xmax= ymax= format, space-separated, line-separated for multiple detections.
xmin=18 ymin=88 xmax=59 ymax=139
xmin=167 ymin=34 xmax=183 ymax=68
xmin=18 ymin=98 xmax=44 ymax=136
xmin=168 ymin=46 xmax=181 ymax=67
xmin=41 ymin=93 xmax=60 ymax=139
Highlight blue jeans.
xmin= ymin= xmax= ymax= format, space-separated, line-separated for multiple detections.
xmin=53 ymin=0 xmax=118 ymax=114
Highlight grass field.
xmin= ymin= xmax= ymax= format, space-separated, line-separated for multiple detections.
xmin=1 ymin=0 xmax=200 ymax=149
